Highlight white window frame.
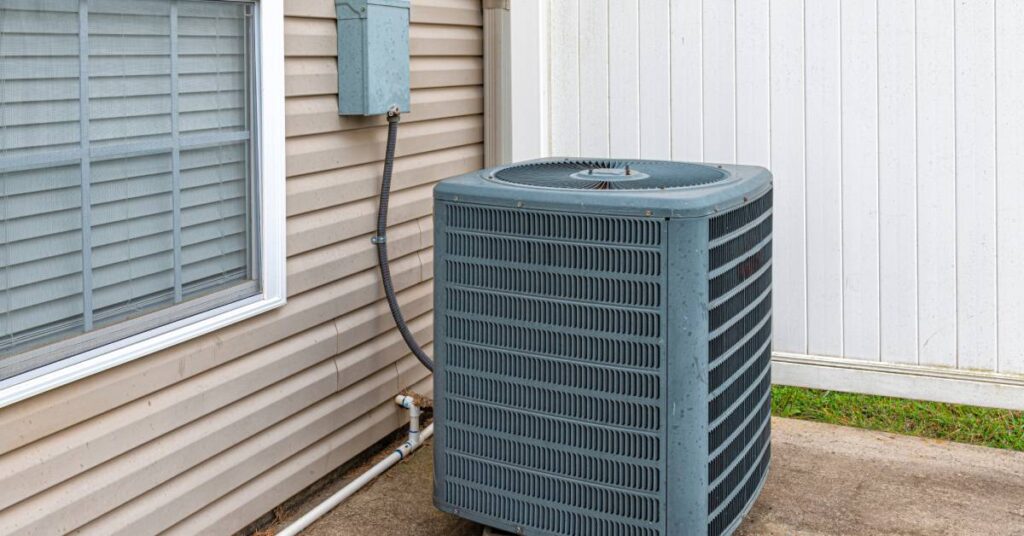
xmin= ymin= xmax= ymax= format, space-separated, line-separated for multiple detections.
xmin=0 ymin=0 xmax=286 ymax=409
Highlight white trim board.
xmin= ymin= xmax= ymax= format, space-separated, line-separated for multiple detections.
xmin=772 ymin=352 xmax=1024 ymax=412
xmin=0 ymin=0 xmax=287 ymax=410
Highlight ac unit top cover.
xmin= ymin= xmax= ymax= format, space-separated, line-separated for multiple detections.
xmin=433 ymin=158 xmax=772 ymax=218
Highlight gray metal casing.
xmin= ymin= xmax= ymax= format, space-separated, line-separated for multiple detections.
xmin=336 ymin=0 xmax=411 ymax=116
xmin=433 ymin=158 xmax=774 ymax=536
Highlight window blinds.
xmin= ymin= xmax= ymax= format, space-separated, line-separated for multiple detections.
xmin=0 ymin=0 xmax=257 ymax=380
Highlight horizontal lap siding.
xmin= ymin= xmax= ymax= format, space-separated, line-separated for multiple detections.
xmin=0 ymin=0 xmax=482 ymax=534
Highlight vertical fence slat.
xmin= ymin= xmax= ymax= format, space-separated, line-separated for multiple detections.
xmin=735 ymin=0 xmax=770 ymax=168
xmin=955 ymin=0 xmax=998 ymax=372
xmin=549 ymin=1 xmax=579 ymax=156
xmin=609 ymin=0 xmax=640 ymax=158
xmin=878 ymin=0 xmax=918 ymax=364
xmin=578 ymin=0 xmax=609 ymax=157
xmin=804 ymin=0 xmax=843 ymax=358
xmin=701 ymin=0 xmax=734 ymax=163
xmin=840 ymin=0 xmax=880 ymax=360
xmin=639 ymin=0 xmax=671 ymax=159
xmin=769 ymin=0 xmax=808 ymax=354
xmin=670 ymin=0 xmax=703 ymax=161
xmin=996 ymin=0 xmax=1024 ymax=374
xmin=510 ymin=0 xmax=548 ymax=161
xmin=916 ymin=0 xmax=957 ymax=368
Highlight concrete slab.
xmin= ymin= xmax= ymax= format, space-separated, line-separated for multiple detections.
xmin=738 ymin=418 xmax=1024 ymax=536
xmin=280 ymin=418 xmax=1024 ymax=536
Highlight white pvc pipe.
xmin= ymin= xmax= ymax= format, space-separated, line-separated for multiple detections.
xmin=276 ymin=396 xmax=433 ymax=536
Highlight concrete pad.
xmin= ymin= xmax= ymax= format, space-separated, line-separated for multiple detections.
xmin=284 ymin=418 xmax=1024 ymax=536
xmin=738 ymin=418 xmax=1024 ymax=536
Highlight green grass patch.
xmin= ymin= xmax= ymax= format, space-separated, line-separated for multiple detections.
xmin=770 ymin=385 xmax=1024 ymax=452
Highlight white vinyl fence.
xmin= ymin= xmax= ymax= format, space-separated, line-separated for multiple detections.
xmin=507 ymin=0 xmax=1024 ymax=410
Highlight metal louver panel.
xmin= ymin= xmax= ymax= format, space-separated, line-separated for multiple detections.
xmin=438 ymin=204 xmax=667 ymax=536
xmin=706 ymin=192 xmax=773 ymax=536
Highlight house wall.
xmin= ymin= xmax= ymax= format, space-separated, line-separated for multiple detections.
xmin=509 ymin=0 xmax=1024 ymax=410
xmin=0 ymin=1 xmax=483 ymax=533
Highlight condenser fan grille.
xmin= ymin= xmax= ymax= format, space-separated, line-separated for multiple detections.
xmin=491 ymin=159 xmax=729 ymax=190
xmin=439 ymin=204 xmax=667 ymax=535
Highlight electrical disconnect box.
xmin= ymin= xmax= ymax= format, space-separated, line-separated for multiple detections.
xmin=336 ymin=0 xmax=411 ymax=116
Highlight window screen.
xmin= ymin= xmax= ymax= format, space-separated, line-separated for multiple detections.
xmin=0 ymin=0 xmax=259 ymax=381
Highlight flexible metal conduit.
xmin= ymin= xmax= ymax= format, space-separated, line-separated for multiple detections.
xmin=373 ymin=110 xmax=435 ymax=372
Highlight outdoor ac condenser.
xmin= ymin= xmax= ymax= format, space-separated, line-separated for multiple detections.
xmin=432 ymin=158 xmax=773 ymax=536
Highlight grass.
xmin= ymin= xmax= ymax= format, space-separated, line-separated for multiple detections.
xmin=770 ymin=385 xmax=1024 ymax=452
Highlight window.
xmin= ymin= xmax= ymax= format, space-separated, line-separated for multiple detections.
xmin=0 ymin=0 xmax=285 ymax=403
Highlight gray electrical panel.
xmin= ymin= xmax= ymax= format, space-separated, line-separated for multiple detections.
xmin=336 ymin=0 xmax=411 ymax=116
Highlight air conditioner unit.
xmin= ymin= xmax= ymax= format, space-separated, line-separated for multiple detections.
xmin=432 ymin=158 xmax=773 ymax=536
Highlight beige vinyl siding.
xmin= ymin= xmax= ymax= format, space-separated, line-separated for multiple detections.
xmin=0 ymin=0 xmax=483 ymax=534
